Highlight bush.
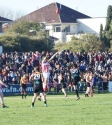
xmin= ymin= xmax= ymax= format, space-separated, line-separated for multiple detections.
xmin=54 ymin=34 xmax=105 ymax=52
xmin=0 ymin=33 xmax=52 ymax=52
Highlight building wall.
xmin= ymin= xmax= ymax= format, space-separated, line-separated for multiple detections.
xmin=70 ymin=24 xmax=78 ymax=34
xmin=61 ymin=23 xmax=78 ymax=34
xmin=46 ymin=25 xmax=53 ymax=36
xmin=53 ymin=32 xmax=62 ymax=41
xmin=46 ymin=25 xmax=62 ymax=42
xmin=46 ymin=23 xmax=78 ymax=42
xmin=77 ymin=17 xmax=106 ymax=35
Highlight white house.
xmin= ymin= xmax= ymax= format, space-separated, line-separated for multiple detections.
xmin=46 ymin=17 xmax=106 ymax=42
xmin=9 ymin=2 xmax=107 ymax=42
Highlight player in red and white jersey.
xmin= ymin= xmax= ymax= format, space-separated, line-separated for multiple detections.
xmin=42 ymin=52 xmax=59 ymax=92
xmin=42 ymin=62 xmax=50 ymax=73
xmin=0 ymin=67 xmax=9 ymax=108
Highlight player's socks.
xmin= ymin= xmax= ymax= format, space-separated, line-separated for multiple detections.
xmin=31 ymin=102 xmax=34 ymax=108
xmin=75 ymin=89 xmax=79 ymax=97
xmin=22 ymin=94 xmax=24 ymax=99
xmin=38 ymin=98 xmax=41 ymax=101
xmin=86 ymin=94 xmax=89 ymax=97
xmin=25 ymin=95 xmax=27 ymax=99
xmin=85 ymin=94 xmax=87 ymax=97
xmin=44 ymin=101 xmax=47 ymax=107
xmin=38 ymin=95 xmax=41 ymax=101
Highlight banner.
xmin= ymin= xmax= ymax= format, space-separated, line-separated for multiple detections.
xmin=2 ymin=84 xmax=34 ymax=95
xmin=108 ymin=81 xmax=112 ymax=92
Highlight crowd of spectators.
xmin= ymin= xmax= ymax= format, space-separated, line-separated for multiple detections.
xmin=0 ymin=50 xmax=112 ymax=93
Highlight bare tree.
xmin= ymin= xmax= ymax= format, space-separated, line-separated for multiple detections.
xmin=0 ymin=6 xmax=26 ymax=20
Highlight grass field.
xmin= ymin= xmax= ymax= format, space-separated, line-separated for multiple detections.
xmin=0 ymin=93 xmax=112 ymax=125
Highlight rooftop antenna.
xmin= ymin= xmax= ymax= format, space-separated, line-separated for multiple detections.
xmin=76 ymin=7 xmax=78 ymax=11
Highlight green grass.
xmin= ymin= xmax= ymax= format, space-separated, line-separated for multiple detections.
xmin=0 ymin=93 xmax=112 ymax=125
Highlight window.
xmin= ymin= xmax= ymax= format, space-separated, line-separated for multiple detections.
xmin=66 ymin=25 xmax=70 ymax=32
xmin=56 ymin=26 xmax=61 ymax=32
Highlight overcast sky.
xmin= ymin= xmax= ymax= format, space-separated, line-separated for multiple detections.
xmin=0 ymin=0 xmax=112 ymax=17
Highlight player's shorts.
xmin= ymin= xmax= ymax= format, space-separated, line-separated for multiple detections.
xmin=73 ymin=76 xmax=79 ymax=85
xmin=86 ymin=82 xmax=90 ymax=87
xmin=57 ymin=84 xmax=61 ymax=90
xmin=43 ymin=72 xmax=50 ymax=79
xmin=61 ymin=83 xmax=67 ymax=89
xmin=34 ymin=85 xmax=44 ymax=93
xmin=0 ymin=89 xmax=3 ymax=97
xmin=21 ymin=84 xmax=27 ymax=89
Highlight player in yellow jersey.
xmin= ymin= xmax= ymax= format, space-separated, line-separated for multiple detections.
xmin=20 ymin=73 xmax=28 ymax=99
xmin=30 ymin=66 xmax=47 ymax=107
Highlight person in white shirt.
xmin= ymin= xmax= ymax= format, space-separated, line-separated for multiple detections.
xmin=0 ymin=67 xmax=9 ymax=108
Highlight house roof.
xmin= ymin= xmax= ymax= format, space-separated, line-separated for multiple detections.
xmin=56 ymin=2 xmax=91 ymax=23
xmin=19 ymin=2 xmax=91 ymax=24
xmin=20 ymin=2 xmax=60 ymax=23
xmin=0 ymin=16 xmax=12 ymax=23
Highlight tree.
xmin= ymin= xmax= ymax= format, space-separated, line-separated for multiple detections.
xmin=103 ymin=5 xmax=112 ymax=48
xmin=0 ymin=6 xmax=26 ymax=20
xmin=109 ymin=40 xmax=112 ymax=51
xmin=106 ymin=21 xmax=112 ymax=39
xmin=105 ymin=5 xmax=112 ymax=31
xmin=6 ymin=21 xmax=41 ymax=35
xmin=0 ymin=21 xmax=52 ymax=52
xmin=99 ymin=24 xmax=103 ymax=41
xmin=0 ymin=33 xmax=52 ymax=52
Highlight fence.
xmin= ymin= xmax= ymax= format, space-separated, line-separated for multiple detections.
xmin=2 ymin=81 xmax=112 ymax=96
